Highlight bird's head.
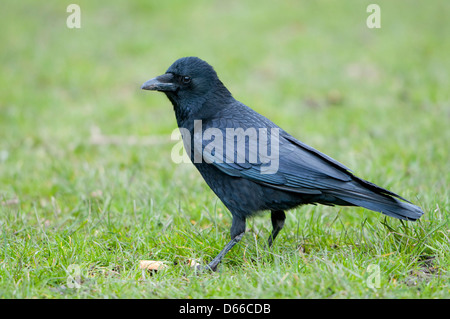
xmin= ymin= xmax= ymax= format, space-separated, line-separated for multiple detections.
xmin=141 ymin=57 xmax=230 ymax=114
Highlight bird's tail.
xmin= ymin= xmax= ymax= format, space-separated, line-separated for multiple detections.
xmin=327 ymin=178 xmax=424 ymax=221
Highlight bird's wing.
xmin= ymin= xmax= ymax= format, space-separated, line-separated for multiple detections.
xmin=194 ymin=118 xmax=359 ymax=195
xmin=196 ymin=122 xmax=412 ymax=202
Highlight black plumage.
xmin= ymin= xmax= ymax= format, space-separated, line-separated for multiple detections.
xmin=141 ymin=57 xmax=424 ymax=271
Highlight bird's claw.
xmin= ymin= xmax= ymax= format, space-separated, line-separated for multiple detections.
xmin=193 ymin=263 xmax=217 ymax=274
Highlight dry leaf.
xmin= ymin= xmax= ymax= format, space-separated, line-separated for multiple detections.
xmin=139 ymin=260 xmax=169 ymax=272
xmin=188 ymin=259 xmax=201 ymax=268
xmin=1 ymin=198 xmax=19 ymax=206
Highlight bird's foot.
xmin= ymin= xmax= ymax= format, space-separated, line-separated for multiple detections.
xmin=193 ymin=262 xmax=218 ymax=274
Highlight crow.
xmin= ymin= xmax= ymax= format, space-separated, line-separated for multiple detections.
xmin=141 ymin=56 xmax=424 ymax=271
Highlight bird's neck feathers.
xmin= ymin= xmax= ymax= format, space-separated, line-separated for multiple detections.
xmin=169 ymin=79 xmax=233 ymax=127
xmin=210 ymin=79 xmax=234 ymax=105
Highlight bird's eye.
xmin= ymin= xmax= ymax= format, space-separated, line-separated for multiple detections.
xmin=182 ymin=76 xmax=191 ymax=84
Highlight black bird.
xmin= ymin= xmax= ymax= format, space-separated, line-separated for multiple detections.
xmin=141 ymin=57 xmax=424 ymax=271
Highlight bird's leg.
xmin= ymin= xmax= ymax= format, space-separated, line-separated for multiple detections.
xmin=203 ymin=232 xmax=244 ymax=272
xmin=199 ymin=216 xmax=246 ymax=272
xmin=268 ymin=210 xmax=286 ymax=247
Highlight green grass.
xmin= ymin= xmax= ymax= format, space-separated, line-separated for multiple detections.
xmin=0 ymin=0 xmax=449 ymax=298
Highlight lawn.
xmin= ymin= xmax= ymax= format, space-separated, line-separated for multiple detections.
xmin=0 ymin=0 xmax=449 ymax=299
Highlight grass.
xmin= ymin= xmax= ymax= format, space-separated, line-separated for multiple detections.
xmin=0 ymin=0 xmax=449 ymax=298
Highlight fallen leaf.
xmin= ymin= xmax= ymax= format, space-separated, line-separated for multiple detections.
xmin=1 ymin=198 xmax=19 ymax=206
xmin=188 ymin=259 xmax=201 ymax=268
xmin=139 ymin=260 xmax=169 ymax=272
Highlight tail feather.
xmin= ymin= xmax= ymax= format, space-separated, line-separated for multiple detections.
xmin=334 ymin=193 xmax=424 ymax=221
xmin=327 ymin=180 xmax=424 ymax=221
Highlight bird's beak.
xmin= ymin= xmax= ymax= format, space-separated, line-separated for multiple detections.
xmin=141 ymin=73 xmax=177 ymax=92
